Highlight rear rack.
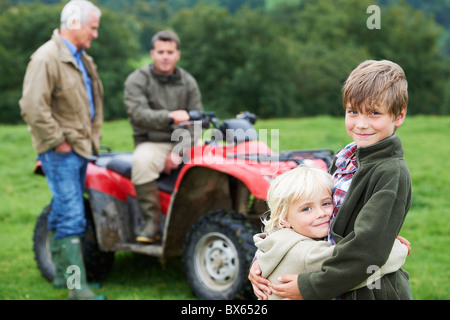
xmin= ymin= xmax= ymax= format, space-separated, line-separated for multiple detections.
xmin=227 ymin=149 xmax=335 ymax=168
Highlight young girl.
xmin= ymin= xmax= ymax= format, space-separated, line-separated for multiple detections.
xmin=253 ymin=166 xmax=408 ymax=300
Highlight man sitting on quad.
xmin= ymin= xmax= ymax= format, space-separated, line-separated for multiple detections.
xmin=124 ymin=30 xmax=203 ymax=244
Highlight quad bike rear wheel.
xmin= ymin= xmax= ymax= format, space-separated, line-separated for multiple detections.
xmin=33 ymin=202 xmax=115 ymax=283
xmin=183 ymin=210 xmax=258 ymax=300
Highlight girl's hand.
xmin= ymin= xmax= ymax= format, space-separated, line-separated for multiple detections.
xmin=397 ymin=236 xmax=411 ymax=255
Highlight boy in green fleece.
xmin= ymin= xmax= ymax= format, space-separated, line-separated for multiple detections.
xmin=249 ymin=60 xmax=413 ymax=300
xmin=254 ymin=166 xmax=409 ymax=300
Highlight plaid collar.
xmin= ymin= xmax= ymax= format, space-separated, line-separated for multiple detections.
xmin=328 ymin=142 xmax=358 ymax=244
xmin=335 ymin=142 xmax=358 ymax=174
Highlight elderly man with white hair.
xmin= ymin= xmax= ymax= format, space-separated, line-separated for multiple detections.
xmin=20 ymin=0 xmax=105 ymax=300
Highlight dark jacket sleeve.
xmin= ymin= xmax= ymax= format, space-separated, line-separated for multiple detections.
xmin=124 ymin=69 xmax=171 ymax=131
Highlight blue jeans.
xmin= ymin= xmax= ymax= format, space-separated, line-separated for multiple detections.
xmin=38 ymin=150 xmax=89 ymax=240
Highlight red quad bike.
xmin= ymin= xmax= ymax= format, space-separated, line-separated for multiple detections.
xmin=32 ymin=111 xmax=334 ymax=300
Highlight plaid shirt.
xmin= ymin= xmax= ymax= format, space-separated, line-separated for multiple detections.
xmin=328 ymin=142 xmax=358 ymax=244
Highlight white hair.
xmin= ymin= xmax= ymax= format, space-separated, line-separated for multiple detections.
xmin=263 ymin=166 xmax=334 ymax=234
xmin=61 ymin=0 xmax=101 ymax=30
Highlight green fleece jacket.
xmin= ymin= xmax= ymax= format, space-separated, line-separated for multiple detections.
xmin=297 ymin=135 xmax=413 ymax=300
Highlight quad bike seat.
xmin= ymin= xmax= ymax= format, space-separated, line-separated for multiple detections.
xmin=96 ymin=153 xmax=183 ymax=194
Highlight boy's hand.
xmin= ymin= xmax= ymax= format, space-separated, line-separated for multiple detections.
xmin=270 ymin=274 xmax=303 ymax=300
xmin=248 ymin=260 xmax=271 ymax=300
xmin=397 ymin=236 xmax=411 ymax=255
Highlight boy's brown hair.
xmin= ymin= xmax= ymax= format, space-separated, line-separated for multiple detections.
xmin=343 ymin=60 xmax=408 ymax=118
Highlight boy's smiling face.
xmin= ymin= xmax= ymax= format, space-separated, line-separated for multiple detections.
xmin=345 ymin=103 xmax=406 ymax=148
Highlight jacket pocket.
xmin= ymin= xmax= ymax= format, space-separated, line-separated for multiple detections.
xmin=52 ymin=77 xmax=87 ymax=121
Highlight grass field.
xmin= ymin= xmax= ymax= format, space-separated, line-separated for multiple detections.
xmin=0 ymin=115 xmax=449 ymax=300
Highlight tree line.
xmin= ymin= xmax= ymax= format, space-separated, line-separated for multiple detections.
xmin=0 ymin=0 xmax=449 ymax=123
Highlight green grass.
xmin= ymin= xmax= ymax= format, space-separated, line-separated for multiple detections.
xmin=0 ymin=115 xmax=449 ymax=300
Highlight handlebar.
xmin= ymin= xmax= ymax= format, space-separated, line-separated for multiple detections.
xmin=174 ymin=111 xmax=216 ymax=129
xmin=175 ymin=110 xmax=259 ymax=145
xmin=178 ymin=110 xmax=257 ymax=130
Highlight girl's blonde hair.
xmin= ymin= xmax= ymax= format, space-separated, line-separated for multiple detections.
xmin=263 ymin=166 xmax=334 ymax=234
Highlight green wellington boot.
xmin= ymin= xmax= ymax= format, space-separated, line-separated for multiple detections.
xmin=51 ymin=232 xmax=102 ymax=290
xmin=49 ymin=231 xmax=66 ymax=289
xmin=57 ymin=236 xmax=106 ymax=300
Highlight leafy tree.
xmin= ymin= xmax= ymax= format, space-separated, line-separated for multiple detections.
xmin=272 ymin=0 xmax=371 ymax=116
xmin=270 ymin=0 xmax=448 ymax=115
xmin=0 ymin=3 xmax=59 ymax=123
xmin=360 ymin=0 xmax=447 ymax=114
xmin=130 ymin=0 xmax=171 ymax=52
xmin=169 ymin=0 xmax=449 ymax=118
xmin=89 ymin=8 xmax=140 ymax=120
xmin=170 ymin=5 xmax=298 ymax=118
xmin=168 ymin=0 xmax=263 ymax=13
xmin=1 ymin=0 xmax=448 ymax=122
xmin=0 ymin=2 xmax=139 ymax=123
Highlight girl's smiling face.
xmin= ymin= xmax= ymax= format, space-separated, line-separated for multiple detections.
xmin=282 ymin=187 xmax=333 ymax=240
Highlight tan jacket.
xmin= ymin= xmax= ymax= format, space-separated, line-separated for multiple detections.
xmin=20 ymin=29 xmax=103 ymax=159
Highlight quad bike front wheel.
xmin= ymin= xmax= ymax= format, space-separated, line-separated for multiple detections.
xmin=183 ymin=210 xmax=258 ymax=300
